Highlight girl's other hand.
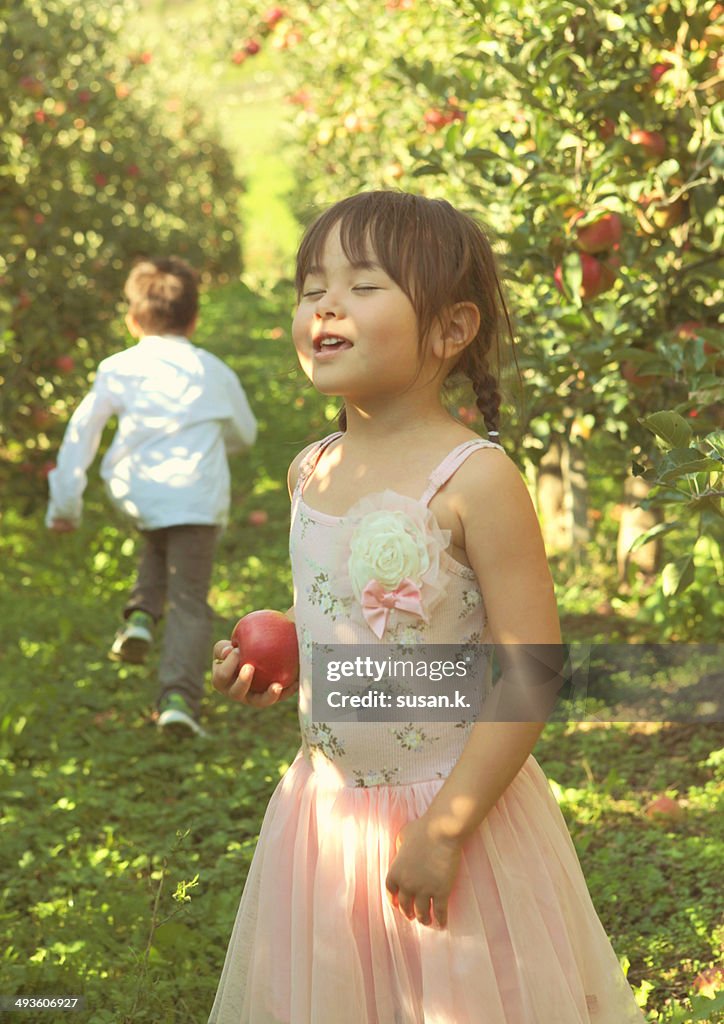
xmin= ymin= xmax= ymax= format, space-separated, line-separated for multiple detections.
xmin=211 ymin=641 xmax=299 ymax=708
xmin=385 ymin=817 xmax=462 ymax=929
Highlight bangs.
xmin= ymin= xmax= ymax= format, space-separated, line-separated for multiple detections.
xmin=294 ymin=192 xmax=427 ymax=303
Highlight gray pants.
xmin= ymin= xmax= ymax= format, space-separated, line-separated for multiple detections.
xmin=125 ymin=524 xmax=219 ymax=716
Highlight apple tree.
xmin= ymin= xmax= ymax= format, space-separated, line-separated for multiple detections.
xmin=265 ymin=0 xmax=722 ymax=638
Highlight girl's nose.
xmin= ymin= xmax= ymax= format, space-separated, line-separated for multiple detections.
xmin=315 ymin=291 xmax=343 ymax=319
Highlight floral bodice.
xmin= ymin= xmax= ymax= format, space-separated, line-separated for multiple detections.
xmin=290 ymin=432 xmax=504 ymax=788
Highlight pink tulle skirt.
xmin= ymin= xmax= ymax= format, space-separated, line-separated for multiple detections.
xmin=209 ymin=751 xmax=645 ymax=1023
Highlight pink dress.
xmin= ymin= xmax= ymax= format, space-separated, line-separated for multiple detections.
xmin=209 ymin=434 xmax=646 ymax=1024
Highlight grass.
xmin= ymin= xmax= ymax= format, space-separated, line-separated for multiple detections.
xmin=1 ymin=280 xmax=723 ymax=1022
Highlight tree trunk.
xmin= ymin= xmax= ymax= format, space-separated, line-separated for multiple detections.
xmin=537 ymin=439 xmax=572 ymax=552
xmin=568 ymin=437 xmax=590 ymax=550
xmin=616 ymin=473 xmax=661 ymax=580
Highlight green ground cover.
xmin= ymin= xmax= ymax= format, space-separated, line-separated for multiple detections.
xmin=2 ymin=281 xmax=722 ymax=1023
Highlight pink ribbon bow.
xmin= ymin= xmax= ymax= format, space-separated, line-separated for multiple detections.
xmin=360 ymin=577 xmax=426 ymax=638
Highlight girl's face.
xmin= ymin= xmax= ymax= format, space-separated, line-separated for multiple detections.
xmin=292 ymin=224 xmax=428 ymax=404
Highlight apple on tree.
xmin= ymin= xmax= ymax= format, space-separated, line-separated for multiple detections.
xmin=54 ymin=355 xmax=75 ymax=373
xmin=554 ymin=251 xmax=619 ymax=301
xmin=231 ymin=610 xmax=299 ymax=693
xmin=627 ymin=128 xmax=667 ymax=160
xmin=575 ymin=211 xmax=623 ymax=254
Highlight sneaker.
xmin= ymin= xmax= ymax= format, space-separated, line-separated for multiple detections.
xmin=157 ymin=693 xmax=207 ymax=738
xmin=109 ymin=610 xmax=154 ymax=664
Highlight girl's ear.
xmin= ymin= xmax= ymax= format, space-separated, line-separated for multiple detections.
xmin=432 ymin=302 xmax=480 ymax=360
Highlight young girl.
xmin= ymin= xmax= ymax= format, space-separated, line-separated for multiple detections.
xmin=208 ymin=192 xmax=645 ymax=1023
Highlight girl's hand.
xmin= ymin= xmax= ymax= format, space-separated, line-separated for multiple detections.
xmin=385 ymin=817 xmax=462 ymax=929
xmin=211 ymin=641 xmax=299 ymax=708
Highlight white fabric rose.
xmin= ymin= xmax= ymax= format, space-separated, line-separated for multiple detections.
xmin=348 ymin=510 xmax=430 ymax=600
xmin=332 ymin=489 xmax=452 ymax=639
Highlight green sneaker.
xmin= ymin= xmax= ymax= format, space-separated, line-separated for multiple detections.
xmin=109 ymin=610 xmax=154 ymax=664
xmin=157 ymin=693 xmax=207 ymax=738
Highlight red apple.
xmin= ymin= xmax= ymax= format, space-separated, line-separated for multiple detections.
xmin=248 ymin=509 xmax=269 ymax=526
xmin=576 ymin=212 xmax=623 ymax=254
xmin=622 ymin=361 xmax=657 ymax=388
xmin=595 ymin=117 xmax=616 ymax=140
xmin=287 ymin=88 xmax=313 ymax=109
xmin=644 ymin=795 xmax=684 ymax=822
xmin=599 ymin=253 xmax=620 ymax=291
xmin=423 ymin=108 xmax=449 ymax=130
xmin=54 ymin=355 xmax=75 ymax=373
xmin=580 ymin=253 xmax=604 ymax=299
xmin=231 ymin=610 xmax=299 ymax=692
xmin=628 ymin=129 xmax=667 ymax=159
xmin=554 ymin=253 xmax=618 ymax=301
xmin=262 ymin=6 xmax=286 ymax=25
xmin=231 ymin=50 xmax=247 ymax=64
xmin=244 ymin=39 xmax=261 ymax=55
xmin=650 ymin=61 xmax=674 ymax=83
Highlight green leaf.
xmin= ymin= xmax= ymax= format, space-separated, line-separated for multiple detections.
xmin=411 ymin=163 xmax=442 ymax=177
xmin=463 ymin=147 xmax=506 ymax=167
xmin=661 ymin=556 xmax=696 ymax=596
xmin=703 ymin=431 xmax=724 ymax=459
xmin=561 ymin=251 xmax=583 ymax=309
xmin=629 ymin=521 xmax=679 ymax=553
xmin=690 ymin=990 xmax=724 ymax=1020
xmin=657 ymin=448 xmax=722 ymax=482
xmin=641 ymin=411 xmax=692 ymax=450
xmin=495 ymin=128 xmax=517 ymax=150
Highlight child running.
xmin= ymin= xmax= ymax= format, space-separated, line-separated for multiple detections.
xmin=208 ymin=191 xmax=646 ymax=1023
xmin=47 ymin=257 xmax=257 ymax=737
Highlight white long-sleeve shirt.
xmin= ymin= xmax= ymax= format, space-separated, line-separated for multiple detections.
xmin=46 ymin=335 xmax=257 ymax=530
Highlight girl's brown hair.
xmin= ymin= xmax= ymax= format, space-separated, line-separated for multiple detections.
xmin=295 ymin=191 xmax=517 ymax=437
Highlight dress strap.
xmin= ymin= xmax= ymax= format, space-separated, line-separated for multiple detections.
xmin=294 ymin=431 xmax=344 ymax=498
xmin=419 ymin=438 xmax=505 ymax=508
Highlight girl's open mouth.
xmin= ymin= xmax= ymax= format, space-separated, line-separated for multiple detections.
xmin=313 ymin=333 xmax=353 ymax=357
